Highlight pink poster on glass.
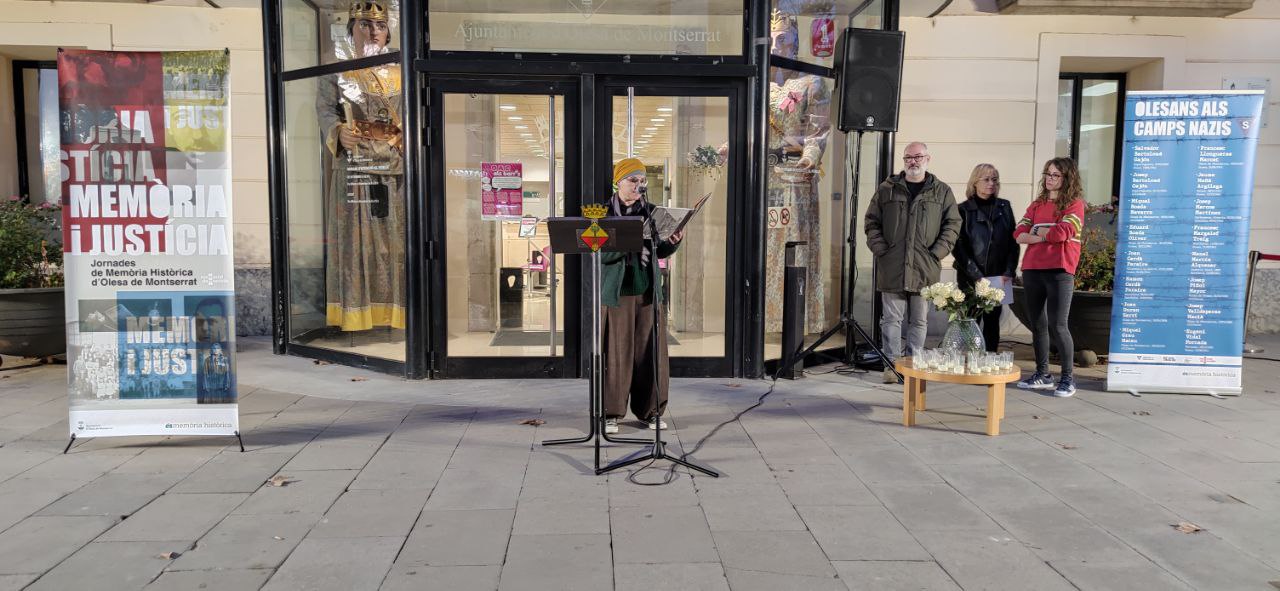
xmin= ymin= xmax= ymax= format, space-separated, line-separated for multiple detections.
xmin=481 ymin=162 xmax=523 ymax=220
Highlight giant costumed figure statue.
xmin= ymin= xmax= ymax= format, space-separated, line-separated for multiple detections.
xmin=317 ymin=0 xmax=406 ymax=333
xmin=764 ymin=9 xmax=832 ymax=333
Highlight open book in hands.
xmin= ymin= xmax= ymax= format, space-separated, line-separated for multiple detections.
xmin=644 ymin=192 xmax=713 ymax=242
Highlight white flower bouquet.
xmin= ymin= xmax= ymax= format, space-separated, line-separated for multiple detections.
xmin=920 ymin=278 xmax=1005 ymax=322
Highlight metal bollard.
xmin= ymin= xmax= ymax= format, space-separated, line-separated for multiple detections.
xmin=780 ymin=241 xmax=808 ymax=380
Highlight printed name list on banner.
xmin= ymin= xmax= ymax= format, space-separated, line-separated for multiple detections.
xmin=481 ymin=162 xmax=523 ymax=220
xmin=1107 ymin=90 xmax=1265 ymax=395
xmin=59 ymin=49 xmax=239 ymax=438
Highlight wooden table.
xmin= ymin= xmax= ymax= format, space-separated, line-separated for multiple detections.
xmin=896 ymin=357 xmax=1022 ymax=436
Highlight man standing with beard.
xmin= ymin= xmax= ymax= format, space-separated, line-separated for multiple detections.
xmin=864 ymin=142 xmax=962 ymax=383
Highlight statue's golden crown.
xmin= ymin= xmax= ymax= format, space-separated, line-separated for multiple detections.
xmin=770 ymin=9 xmax=796 ymax=33
xmin=581 ymin=204 xmax=608 ymax=219
xmin=349 ymin=0 xmax=387 ymax=21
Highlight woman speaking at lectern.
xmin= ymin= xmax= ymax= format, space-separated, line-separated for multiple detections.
xmin=601 ymin=158 xmax=684 ymax=434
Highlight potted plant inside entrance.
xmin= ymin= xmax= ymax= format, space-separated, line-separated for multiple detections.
xmin=0 ymin=197 xmax=65 ymax=367
xmin=1011 ymin=202 xmax=1117 ymax=366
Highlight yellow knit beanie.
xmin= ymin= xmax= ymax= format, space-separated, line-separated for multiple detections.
xmin=612 ymin=158 xmax=646 ymax=185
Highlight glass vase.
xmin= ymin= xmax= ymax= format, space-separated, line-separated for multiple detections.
xmin=940 ymin=318 xmax=985 ymax=355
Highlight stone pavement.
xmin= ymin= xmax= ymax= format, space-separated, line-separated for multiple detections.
xmin=1 ymin=335 xmax=1280 ymax=590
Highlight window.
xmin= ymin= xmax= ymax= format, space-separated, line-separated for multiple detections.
xmin=1057 ymin=73 xmax=1125 ymax=205
xmin=770 ymin=0 xmax=883 ymax=69
xmin=427 ymin=0 xmax=743 ymax=55
xmin=13 ymin=61 xmax=60 ymax=204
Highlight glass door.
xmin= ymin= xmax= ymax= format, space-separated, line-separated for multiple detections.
xmin=601 ymin=80 xmax=743 ymax=376
xmin=427 ymin=78 xmax=579 ymax=377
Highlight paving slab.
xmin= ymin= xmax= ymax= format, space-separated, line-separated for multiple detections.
xmin=0 ymin=575 xmax=37 ymax=591
xmin=831 ymin=560 xmax=962 ymax=591
xmin=260 ymin=536 xmax=402 ymax=591
xmin=37 ymin=473 xmax=177 ymax=517
xmin=99 ymin=493 xmax=248 ymax=542
xmin=398 ymin=509 xmax=515 ymax=566
xmin=613 ymin=563 xmax=729 ymax=591
xmin=697 ymin=482 xmax=807 ymax=532
xmin=0 ymin=515 xmax=118 ymax=575
xmin=871 ymin=483 xmax=1002 ymax=532
xmin=610 ymin=506 xmax=719 ymax=564
xmin=711 ymin=531 xmax=837 ymax=578
xmin=423 ymin=468 xmax=526 ymax=511
xmin=913 ymin=529 xmax=1079 ymax=591
xmin=512 ymin=497 xmax=609 ymax=536
xmin=283 ymin=436 xmax=388 ymax=471
xmin=379 ymin=564 xmax=501 ymax=591
xmin=170 ymin=451 xmax=295 ymax=494
xmin=722 ymin=568 xmax=848 ymax=591
xmin=497 ymin=534 xmax=612 ymax=591
xmin=772 ymin=463 xmax=880 ymax=506
xmin=309 ymin=488 xmax=430 ymax=539
xmin=168 ymin=512 xmax=320 ymax=571
xmin=144 ymin=568 xmax=273 ymax=591
xmin=797 ymin=505 xmax=932 ymax=561
xmin=25 ymin=541 xmax=181 ymax=591
xmin=232 ymin=469 xmax=357 ymax=515
xmin=1048 ymin=559 xmax=1194 ymax=591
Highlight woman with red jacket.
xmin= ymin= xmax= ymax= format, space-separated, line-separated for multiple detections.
xmin=1013 ymin=157 xmax=1085 ymax=397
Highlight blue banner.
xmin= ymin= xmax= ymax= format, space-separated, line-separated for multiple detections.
xmin=1108 ymin=91 xmax=1265 ymax=395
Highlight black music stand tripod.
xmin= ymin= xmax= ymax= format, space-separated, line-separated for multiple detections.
xmin=541 ymin=216 xmax=650 ymax=472
xmin=596 ymin=210 xmax=718 ymax=478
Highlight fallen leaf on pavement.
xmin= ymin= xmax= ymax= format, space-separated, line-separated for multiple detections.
xmin=519 ymin=418 xmax=546 ymax=426
xmin=158 ymin=551 xmax=181 ymax=559
xmin=267 ymin=475 xmax=295 ymax=487
xmin=1173 ymin=522 xmax=1203 ymax=534
xmin=350 ymin=377 xmax=368 ymax=382
xmin=1056 ymin=442 xmax=1078 ymax=450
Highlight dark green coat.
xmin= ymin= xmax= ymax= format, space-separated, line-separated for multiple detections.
xmin=863 ymin=172 xmax=962 ymax=294
xmin=600 ymin=200 xmax=679 ymax=308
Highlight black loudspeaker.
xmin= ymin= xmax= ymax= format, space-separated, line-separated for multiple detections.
xmin=834 ymin=28 xmax=905 ymax=133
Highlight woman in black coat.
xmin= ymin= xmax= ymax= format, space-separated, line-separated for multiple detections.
xmin=953 ymin=163 xmax=1019 ymax=352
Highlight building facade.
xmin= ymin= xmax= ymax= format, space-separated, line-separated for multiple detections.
xmin=2 ymin=0 xmax=1277 ymax=380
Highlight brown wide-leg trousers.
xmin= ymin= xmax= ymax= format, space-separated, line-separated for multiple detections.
xmin=603 ymin=293 xmax=669 ymax=421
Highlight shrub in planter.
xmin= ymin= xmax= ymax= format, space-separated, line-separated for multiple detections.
xmin=0 ymin=197 xmax=63 ymax=289
xmin=0 ymin=197 xmax=66 ymax=362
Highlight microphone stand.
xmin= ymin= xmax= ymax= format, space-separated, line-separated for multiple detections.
xmin=597 ymin=199 xmax=718 ymax=478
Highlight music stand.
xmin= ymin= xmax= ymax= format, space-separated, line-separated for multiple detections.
xmin=542 ymin=216 xmax=650 ymax=471
xmin=595 ymin=212 xmax=719 ymax=478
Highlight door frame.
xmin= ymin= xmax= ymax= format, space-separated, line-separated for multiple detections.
xmin=596 ymin=76 xmax=749 ymax=377
xmin=425 ymin=76 xmax=583 ymax=378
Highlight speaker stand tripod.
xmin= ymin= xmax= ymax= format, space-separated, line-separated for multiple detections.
xmin=782 ymin=130 xmax=900 ymax=383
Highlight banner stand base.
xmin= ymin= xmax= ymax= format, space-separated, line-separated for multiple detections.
xmin=1122 ymin=388 xmax=1239 ymax=399
xmin=63 ymin=431 xmax=245 ymax=454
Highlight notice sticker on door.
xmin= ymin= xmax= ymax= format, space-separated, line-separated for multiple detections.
xmin=767 ymin=206 xmax=792 ymax=229
xmin=481 ymin=162 xmax=523 ymax=220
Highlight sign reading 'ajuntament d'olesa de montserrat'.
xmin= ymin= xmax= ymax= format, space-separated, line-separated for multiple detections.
xmin=59 ymin=49 xmax=239 ymax=438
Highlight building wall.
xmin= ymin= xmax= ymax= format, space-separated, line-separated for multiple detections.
xmin=899 ymin=1 xmax=1280 ymax=332
xmin=0 ymin=1 xmax=271 ymax=335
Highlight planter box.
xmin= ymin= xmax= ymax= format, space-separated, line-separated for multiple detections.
xmin=0 ymin=287 xmax=66 ymax=359
xmin=1011 ymin=285 xmax=1113 ymax=356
